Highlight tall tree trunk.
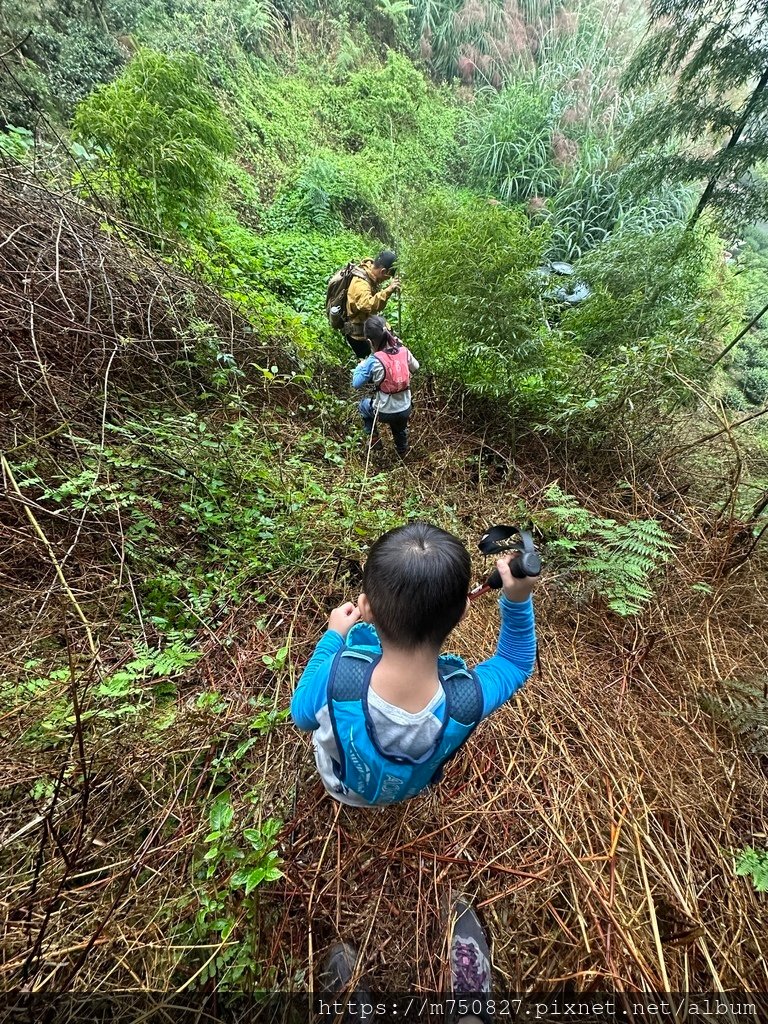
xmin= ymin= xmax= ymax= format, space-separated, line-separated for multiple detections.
xmin=687 ymin=65 xmax=768 ymax=230
xmin=90 ymin=0 xmax=110 ymax=36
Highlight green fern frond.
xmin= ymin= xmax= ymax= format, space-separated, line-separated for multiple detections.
xmin=701 ymin=677 xmax=768 ymax=754
xmin=734 ymin=847 xmax=768 ymax=892
xmin=539 ymin=486 xmax=676 ymax=616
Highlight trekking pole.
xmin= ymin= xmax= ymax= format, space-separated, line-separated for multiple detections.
xmin=468 ymin=525 xmax=542 ymax=601
xmin=469 ymin=525 xmax=546 ymax=680
xmin=358 ymin=402 xmax=381 ymax=501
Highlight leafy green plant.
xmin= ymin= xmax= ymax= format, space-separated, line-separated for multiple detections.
xmin=324 ymin=50 xmax=462 ymax=202
xmin=741 ymin=368 xmax=768 ymax=407
xmin=537 ymin=484 xmax=676 ymax=615
xmin=467 ymin=80 xmax=559 ymax=202
xmin=558 ymin=223 xmax=742 ymax=404
xmin=95 ymin=639 xmax=201 ymax=699
xmin=0 ymin=125 xmax=35 ymax=161
xmin=403 ymin=191 xmax=562 ymax=405
xmin=264 ymin=153 xmax=386 ymax=235
xmin=188 ymin=793 xmax=283 ymax=986
xmin=134 ymin=0 xmax=285 ymax=61
xmin=201 ymin=794 xmax=282 ymax=888
xmin=12 ymin=636 xmax=199 ymax=749
xmin=0 ymin=0 xmax=129 ymax=124
xmin=246 ymin=226 xmax=373 ymax=318
xmin=734 ymin=848 xmax=768 ymax=893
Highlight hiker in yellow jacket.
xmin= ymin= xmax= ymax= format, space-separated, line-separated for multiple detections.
xmin=345 ymin=250 xmax=401 ymax=358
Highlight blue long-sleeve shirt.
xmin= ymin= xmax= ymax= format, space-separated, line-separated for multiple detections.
xmin=291 ymin=596 xmax=536 ymax=805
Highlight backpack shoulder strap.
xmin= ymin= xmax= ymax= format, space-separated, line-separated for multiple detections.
xmin=327 ymin=648 xmax=376 ymax=784
xmin=426 ymin=665 xmax=483 ymax=788
xmin=440 ymin=664 xmax=483 ymax=729
xmin=329 ymin=648 xmax=374 ymax=702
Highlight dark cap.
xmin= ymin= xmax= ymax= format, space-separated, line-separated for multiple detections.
xmin=373 ymin=249 xmax=397 ymax=270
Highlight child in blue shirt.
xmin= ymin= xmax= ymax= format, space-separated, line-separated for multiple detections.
xmin=291 ymin=522 xmax=537 ymax=806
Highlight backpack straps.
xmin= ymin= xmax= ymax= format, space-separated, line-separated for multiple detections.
xmin=327 ymin=648 xmax=376 ymax=783
xmin=328 ymin=650 xmax=483 ymax=792
xmin=430 ymin=665 xmax=483 ymax=784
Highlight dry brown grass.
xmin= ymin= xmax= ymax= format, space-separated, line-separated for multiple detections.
xmin=1 ymin=166 xmax=767 ymax=1000
xmin=269 ymin=445 xmax=768 ymax=996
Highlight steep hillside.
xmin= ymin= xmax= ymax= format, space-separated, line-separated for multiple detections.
xmin=2 ymin=0 xmax=768 ymax=1004
xmin=2 ymin=164 xmax=767 ymax=997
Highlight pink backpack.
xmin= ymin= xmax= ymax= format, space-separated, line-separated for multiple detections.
xmin=374 ymin=342 xmax=410 ymax=394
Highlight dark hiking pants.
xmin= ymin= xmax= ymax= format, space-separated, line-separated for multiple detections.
xmin=359 ymin=397 xmax=412 ymax=454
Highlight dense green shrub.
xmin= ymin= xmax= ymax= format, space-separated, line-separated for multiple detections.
xmin=743 ymin=223 xmax=768 ymax=259
xmin=263 ymin=153 xmax=388 ymax=236
xmin=179 ymin=209 xmax=370 ymax=359
xmin=73 ymin=49 xmax=235 ymax=235
xmin=44 ymin=25 xmax=126 ymax=109
xmin=0 ymin=0 xmax=129 ymax=125
xmin=250 ymin=228 xmax=375 ymax=319
xmin=402 ymin=192 xmax=578 ymax=406
xmin=330 ymin=51 xmax=428 ymax=139
xmin=741 ymin=368 xmax=768 ymax=406
xmin=226 ymin=65 xmax=323 ymax=203
xmin=528 ymin=224 xmax=749 ymax=430
xmin=716 ymin=382 xmax=751 ymax=412
xmin=133 ymin=0 xmax=285 ymax=61
xmin=0 ymin=126 xmax=34 ymax=160
xmin=403 ymin=198 xmax=744 ymax=429
xmin=177 ymin=213 xmax=314 ymax=354
xmin=324 ymin=51 xmax=463 ymax=203
xmin=561 ymin=226 xmax=740 ymax=362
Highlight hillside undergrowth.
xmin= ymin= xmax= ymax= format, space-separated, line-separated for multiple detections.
xmin=2 ymin=165 xmax=768 ymax=996
xmin=2 ymin=0 xmax=768 ymax=1002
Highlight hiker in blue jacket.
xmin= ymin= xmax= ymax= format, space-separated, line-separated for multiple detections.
xmin=290 ymin=522 xmax=537 ymax=807
xmin=352 ymin=315 xmax=419 ymax=458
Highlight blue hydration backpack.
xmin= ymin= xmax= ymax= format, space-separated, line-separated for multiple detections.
xmin=327 ymin=624 xmax=483 ymax=805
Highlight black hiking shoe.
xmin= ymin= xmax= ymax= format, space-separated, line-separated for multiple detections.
xmin=449 ymin=898 xmax=493 ymax=1022
xmin=319 ymin=942 xmax=373 ymax=1022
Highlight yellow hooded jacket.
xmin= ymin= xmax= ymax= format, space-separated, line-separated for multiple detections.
xmin=345 ymin=259 xmax=396 ymax=338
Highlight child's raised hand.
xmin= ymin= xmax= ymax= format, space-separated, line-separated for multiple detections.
xmin=328 ymin=601 xmax=362 ymax=638
xmin=496 ymin=556 xmax=537 ymax=603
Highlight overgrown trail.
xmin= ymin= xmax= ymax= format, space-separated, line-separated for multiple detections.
xmin=275 ymin=451 xmax=768 ymax=993
xmin=2 ymin=168 xmax=767 ymax=997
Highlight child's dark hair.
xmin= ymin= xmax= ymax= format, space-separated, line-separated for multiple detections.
xmin=362 ymin=523 xmax=471 ymax=649
xmin=363 ymin=315 xmax=391 ymax=352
